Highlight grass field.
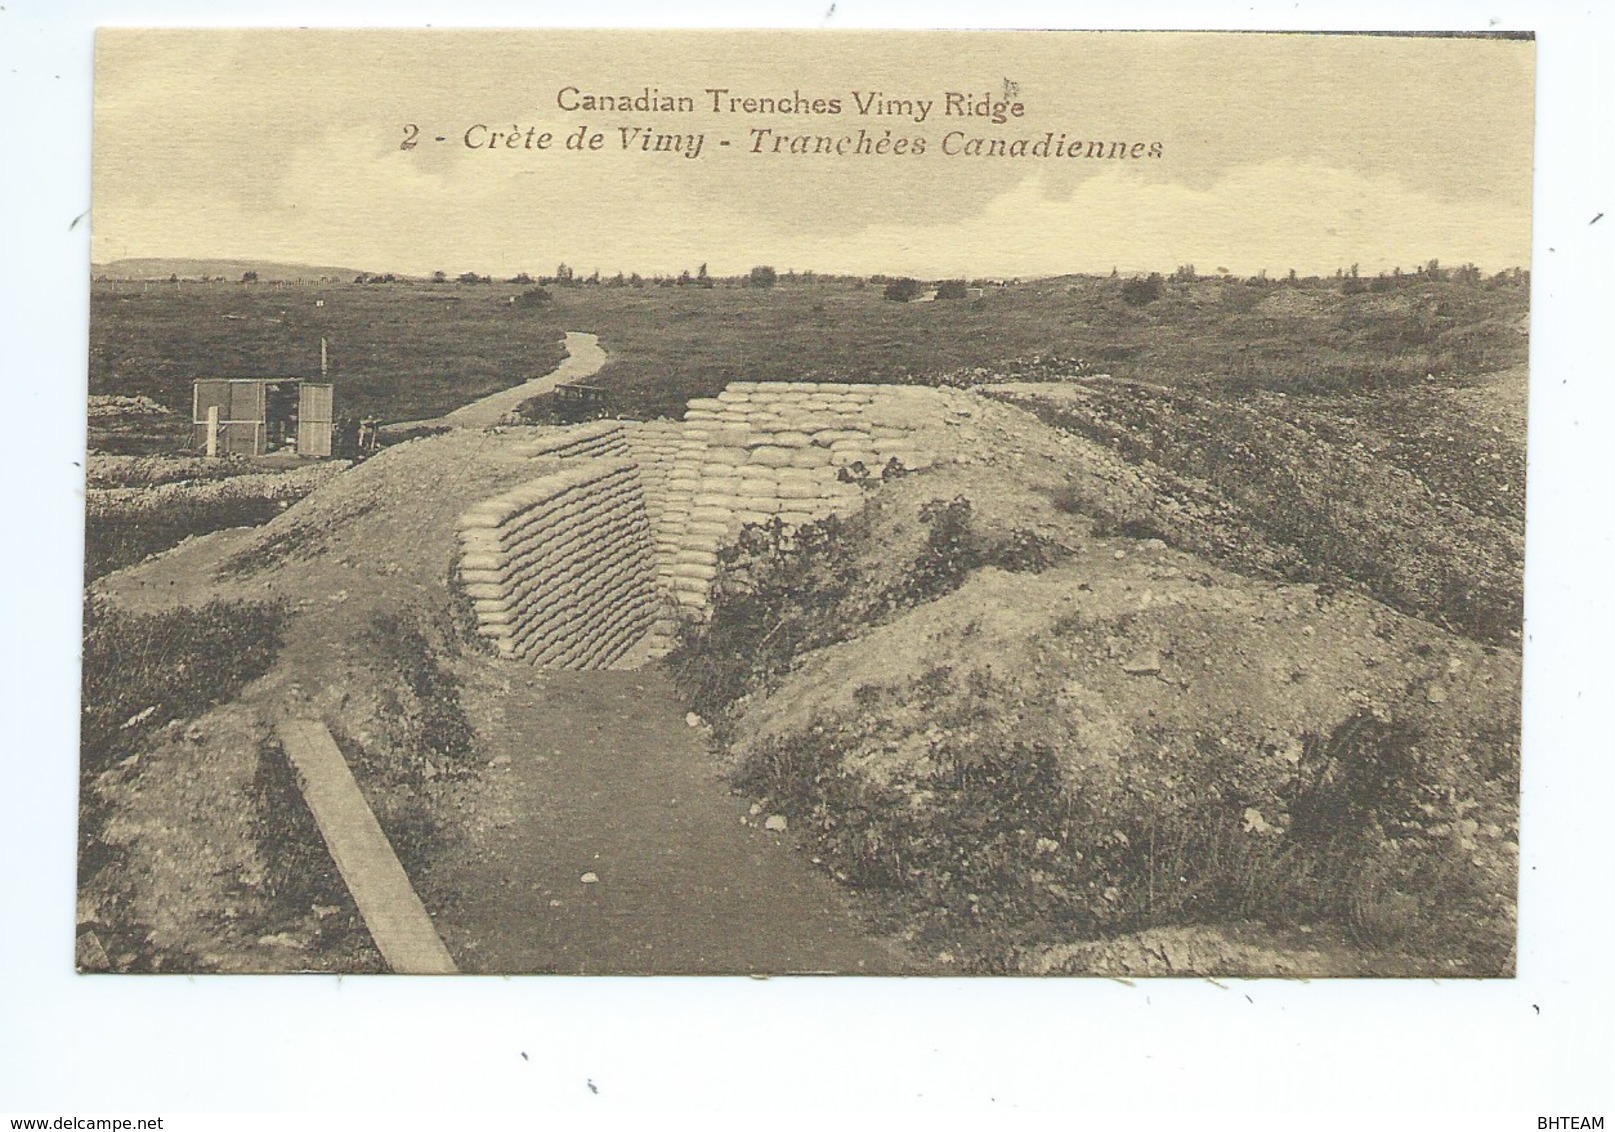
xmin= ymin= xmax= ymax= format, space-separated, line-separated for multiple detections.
xmin=89 ymin=279 xmax=569 ymax=425
xmin=542 ymin=271 xmax=1527 ymax=418
xmin=90 ymin=272 xmax=1528 ymax=430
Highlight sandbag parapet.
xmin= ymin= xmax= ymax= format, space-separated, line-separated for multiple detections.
xmin=455 ymin=457 xmax=662 ymax=668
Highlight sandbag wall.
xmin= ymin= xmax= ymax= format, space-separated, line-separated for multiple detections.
xmin=456 ymin=458 xmax=660 ymax=668
xmin=618 ymin=419 xmax=683 ymax=538
xmin=508 ymin=420 xmax=631 ymax=461
xmin=625 ymin=381 xmax=943 ymax=623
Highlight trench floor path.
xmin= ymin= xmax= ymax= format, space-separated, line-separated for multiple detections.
xmin=441 ymin=330 xmax=608 ymax=428
xmin=416 ymin=665 xmax=921 ymax=975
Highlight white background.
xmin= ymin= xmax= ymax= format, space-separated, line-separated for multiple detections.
xmin=2 ymin=1 xmax=1611 ymax=1124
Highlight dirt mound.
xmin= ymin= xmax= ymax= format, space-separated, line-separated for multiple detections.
xmin=735 ymin=557 xmax=1516 ymax=786
xmin=82 ymin=427 xmax=604 ymax=969
xmin=680 ymin=386 xmax=1520 ymax=974
xmin=99 ymin=427 xmax=550 ymax=610
xmin=89 ymin=453 xmax=285 ymax=489
xmin=88 ymin=394 xmax=170 ymax=418
xmin=987 ymin=379 xmax=1522 ymax=642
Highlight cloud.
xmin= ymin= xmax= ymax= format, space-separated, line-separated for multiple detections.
xmin=96 ymin=130 xmax=1531 ymax=279
xmin=751 ymin=159 xmax=1532 ymax=278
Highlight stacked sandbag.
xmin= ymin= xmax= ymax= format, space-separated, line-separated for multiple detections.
xmin=620 ymin=419 xmax=683 ymax=529
xmin=456 ymin=459 xmax=662 ymax=669
xmin=508 ymin=421 xmax=631 ymax=461
xmin=651 ymin=381 xmax=943 ymax=619
xmin=619 ymin=420 xmax=686 ymax=658
xmin=684 ymin=381 xmax=941 ymax=477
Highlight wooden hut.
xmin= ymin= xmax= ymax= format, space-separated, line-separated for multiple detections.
xmin=191 ymin=378 xmax=334 ymax=457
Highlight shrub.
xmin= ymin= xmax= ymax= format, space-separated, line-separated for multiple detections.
xmin=905 ymin=497 xmax=978 ymax=596
xmin=935 ymin=279 xmax=969 ymax=300
xmin=673 ymin=514 xmax=867 ymax=725
xmin=1121 ymin=273 xmax=1163 ymax=306
xmin=883 ymin=277 xmax=922 ymax=303
xmin=748 ymin=265 xmax=778 ymax=289
xmin=902 ymin=497 xmax=1067 ymax=601
xmin=737 ymin=679 xmax=1510 ymax=970
xmin=672 ymin=497 xmax=1067 ymax=727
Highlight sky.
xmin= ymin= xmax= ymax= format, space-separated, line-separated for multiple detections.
xmin=93 ymin=29 xmax=1536 ymax=279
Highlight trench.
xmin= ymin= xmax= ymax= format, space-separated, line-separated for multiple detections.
xmin=454 ymin=379 xmax=948 ymax=669
xmin=418 ymin=378 xmax=958 ymax=971
xmin=418 ymin=664 xmax=919 ymax=974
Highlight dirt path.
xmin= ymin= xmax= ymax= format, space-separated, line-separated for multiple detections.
xmin=441 ymin=330 xmax=607 ymax=428
xmin=418 ymin=665 xmax=920 ymax=975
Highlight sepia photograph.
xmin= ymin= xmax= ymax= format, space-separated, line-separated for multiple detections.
xmin=7 ymin=1 xmax=1615 ymax=1121
xmin=74 ymin=27 xmax=1538 ymax=979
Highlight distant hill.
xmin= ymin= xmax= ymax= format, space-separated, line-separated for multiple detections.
xmin=93 ymin=258 xmax=372 ymax=282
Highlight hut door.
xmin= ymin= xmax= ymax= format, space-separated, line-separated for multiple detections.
xmin=297 ymin=383 xmax=334 ymax=457
xmin=229 ymin=381 xmax=267 ymax=456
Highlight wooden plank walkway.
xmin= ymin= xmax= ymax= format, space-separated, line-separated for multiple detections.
xmin=277 ymin=719 xmax=457 ymax=974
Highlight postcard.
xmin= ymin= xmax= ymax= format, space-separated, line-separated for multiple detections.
xmin=80 ymin=28 xmax=1533 ymax=977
